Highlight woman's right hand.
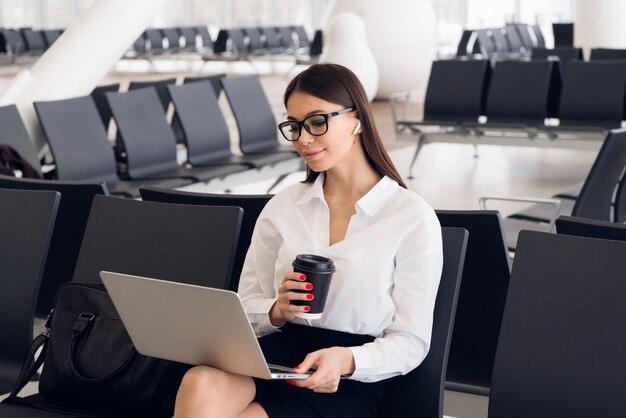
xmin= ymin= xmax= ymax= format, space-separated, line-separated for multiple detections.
xmin=269 ymin=272 xmax=314 ymax=326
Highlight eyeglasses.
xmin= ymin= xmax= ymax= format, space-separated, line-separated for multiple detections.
xmin=277 ymin=107 xmax=355 ymax=142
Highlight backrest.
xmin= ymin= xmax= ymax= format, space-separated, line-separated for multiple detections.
xmin=456 ymin=29 xmax=474 ymax=57
xmin=161 ymin=28 xmax=181 ymax=50
xmin=0 ymin=175 xmax=107 ymax=317
xmin=485 ymin=60 xmax=560 ymax=125
xmin=436 ymin=210 xmax=511 ymax=393
xmin=531 ymin=24 xmax=545 ymax=48
xmin=132 ymin=34 xmax=147 ymax=53
xmin=531 ymin=46 xmax=583 ymax=61
xmin=243 ymin=27 xmax=266 ymax=53
xmin=139 ymin=186 xmax=272 ymax=291
xmin=72 ymin=195 xmax=243 ymax=290
xmin=0 ymin=188 xmax=58 ymax=391
xmin=556 ymin=215 xmax=626 ymax=241
xmin=474 ymin=29 xmax=496 ymax=57
xmin=615 ymin=170 xmax=626 ymax=223
xmin=503 ymin=26 xmax=524 ymax=53
xmin=221 ymin=75 xmax=280 ymax=154
xmin=194 ymin=25 xmax=212 ymax=49
xmin=571 ymin=129 xmax=626 ymax=222
xmin=262 ymin=27 xmax=282 ymax=50
xmin=183 ymin=73 xmax=225 ymax=97
xmin=1 ymin=29 xmax=25 ymax=54
xmin=20 ymin=29 xmax=46 ymax=53
xmin=178 ymin=26 xmax=198 ymax=49
xmin=309 ymin=30 xmax=323 ymax=57
xmin=106 ymin=88 xmax=179 ymax=179
xmin=510 ymin=24 xmax=533 ymax=51
xmin=34 ymin=95 xmax=119 ymax=183
xmin=167 ymin=81 xmax=232 ymax=165
xmin=90 ymin=83 xmax=120 ymax=130
xmin=214 ymin=28 xmax=247 ymax=54
xmin=490 ymin=28 xmax=510 ymax=55
xmin=145 ymin=28 xmax=164 ymax=52
xmin=292 ymin=25 xmax=310 ymax=49
xmin=552 ymin=22 xmax=574 ymax=47
xmin=590 ymin=48 xmax=626 ymax=61
xmin=489 ymin=230 xmax=626 ymax=418
xmin=277 ymin=26 xmax=295 ymax=50
xmin=423 ymin=59 xmax=491 ymax=122
xmin=379 ymin=227 xmax=467 ymax=418
xmin=127 ymin=77 xmax=177 ymax=111
xmin=42 ymin=29 xmax=62 ymax=48
xmin=558 ymin=60 xmax=626 ymax=127
xmin=0 ymin=104 xmax=41 ymax=175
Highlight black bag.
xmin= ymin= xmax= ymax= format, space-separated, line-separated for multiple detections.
xmin=5 ymin=282 xmax=189 ymax=417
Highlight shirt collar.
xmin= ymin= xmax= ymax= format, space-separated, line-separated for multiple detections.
xmin=296 ymin=174 xmax=399 ymax=217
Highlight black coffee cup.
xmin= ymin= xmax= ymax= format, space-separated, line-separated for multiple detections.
xmin=291 ymin=254 xmax=335 ymax=319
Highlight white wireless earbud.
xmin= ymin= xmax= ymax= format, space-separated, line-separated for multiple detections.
xmin=352 ymin=120 xmax=361 ymax=135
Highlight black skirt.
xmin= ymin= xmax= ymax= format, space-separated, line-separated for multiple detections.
xmin=254 ymin=323 xmax=385 ymax=418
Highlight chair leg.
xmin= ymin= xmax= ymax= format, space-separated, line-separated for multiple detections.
xmin=408 ymin=134 xmax=425 ymax=179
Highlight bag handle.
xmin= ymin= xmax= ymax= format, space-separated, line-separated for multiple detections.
xmin=68 ymin=312 xmax=136 ymax=383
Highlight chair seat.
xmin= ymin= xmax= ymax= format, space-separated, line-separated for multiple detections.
xmin=107 ymin=177 xmax=194 ymax=198
xmin=509 ymin=198 xmax=575 ymax=222
xmin=126 ymin=165 xmax=199 ymax=182
xmin=184 ymin=163 xmax=249 ymax=182
xmin=502 ymin=218 xmax=552 ymax=251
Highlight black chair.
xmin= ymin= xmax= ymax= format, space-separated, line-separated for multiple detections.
xmin=182 ymin=73 xmax=225 ymax=97
xmin=177 ymin=26 xmax=198 ymax=51
xmin=483 ymin=60 xmax=561 ymax=126
xmin=194 ymin=25 xmax=213 ymax=51
xmin=292 ymin=25 xmax=310 ymax=51
xmin=221 ymin=76 xmax=297 ymax=160
xmin=552 ymin=22 xmax=574 ymax=47
xmin=508 ymin=23 xmax=533 ymax=52
xmin=243 ymin=26 xmax=268 ymax=54
xmin=139 ymin=186 xmax=272 ymax=292
xmin=0 ymin=29 xmax=25 ymax=56
xmin=0 ymin=175 xmax=107 ymax=318
xmin=488 ymin=230 xmax=626 ymax=418
xmin=277 ymin=26 xmax=295 ymax=52
xmin=491 ymin=128 xmax=626 ymax=250
xmin=0 ymin=188 xmax=59 ymax=395
xmin=531 ymin=24 xmax=546 ymax=48
xmin=294 ymin=29 xmax=323 ymax=64
xmin=42 ymin=29 xmax=62 ymax=48
xmin=379 ymin=227 xmax=468 ymax=418
xmin=20 ymin=29 xmax=46 ymax=54
xmin=167 ymin=81 xmax=281 ymax=169
xmin=90 ymin=83 xmax=120 ymax=131
xmin=556 ymin=215 xmax=626 ymax=241
xmin=398 ymin=59 xmax=491 ymax=129
xmin=106 ymin=87 xmax=248 ymax=182
xmin=71 ymin=195 xmax=243 ymax=290
xmin=261 ymin=27 xmax=286 ymax=53
xmin=144 ymin=28 xmax=165 ymax=53
xmin=160 ymin=28 xmax=181 ymax=51
xmin=213 ymin=28 xmax=247 ymax=57
xmin=474 ymin=29 xmax=497 ymax=58
xmin=436 ymin=210 xmax=511 ymax=395
xmin=34 ymin=95 xmax=192 ymax=197
xmin=455 ymin=29 xmax=474 ymax=57
xmin=0 ymin=104 xmax=42 ymax=177
xmin=531 ymin=46 xmax=583 ymax=61
xmin=590 ymin=47 xmax=626 ymax=61
xmin=490 ymin=28 xmax=510 ymax=56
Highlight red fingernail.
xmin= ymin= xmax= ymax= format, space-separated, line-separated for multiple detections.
xmin=299 ymin=274 xmax=306 ymax=281
xmin=286 ymin=380 xmax=297 ymax=385
xmin=294 ymin=365 xmax=301 ymax=369
xmin=304 ymin=306 xmax=311 ymax=311
xmin=306 ymin=294 xmax=313 ymax=300
xmin=305 ymin=283 xmax=313 ymax=290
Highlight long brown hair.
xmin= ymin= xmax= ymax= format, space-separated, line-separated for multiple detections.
xmin=283 ymin=63 xmax=407 ymax=189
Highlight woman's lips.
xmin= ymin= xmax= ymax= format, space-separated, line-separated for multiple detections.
xmin=302 ymin=149 xmax=324 ymax=160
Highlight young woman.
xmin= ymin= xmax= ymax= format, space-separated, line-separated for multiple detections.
xmin=173 ymin=63 xmax=443 ymax=418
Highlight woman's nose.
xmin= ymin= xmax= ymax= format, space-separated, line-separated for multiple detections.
xmin=299 ymin=129 xmax=315 ymax=145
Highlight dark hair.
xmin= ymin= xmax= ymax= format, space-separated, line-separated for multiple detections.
xmin=283 ymin=63 xmax=407 ymax=189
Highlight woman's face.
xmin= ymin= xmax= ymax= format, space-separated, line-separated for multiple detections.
xmin=285 ymin=91 xmax=360 ymax=173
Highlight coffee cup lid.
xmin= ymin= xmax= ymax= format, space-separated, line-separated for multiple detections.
xmin=292 ymin=254 xmax=335 ymax=273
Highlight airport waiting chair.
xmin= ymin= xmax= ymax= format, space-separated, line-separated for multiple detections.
xmin=379 ymin=227 xmax=467 ymax=418
xmin=0 ymin=188 xmax=59 ymax=395
xmin=489 ymin=28 xmax=510 ymax=56
xmin=552 ymin=22 xmax=574 ymax=47
xmin=590 ymin=47 xmax=626 ymax=61
xmin=90 ymin=83 xmax=120 ymax=131
xmin=488 ymin=230 xmax=626 ymax=418
xmin=474 ymin=29 xmax=497 ymax=58
xmin=194 ymin=25 xmax=213 ymax=51
xmin=294 ymin=29 xmax=323 ymax=65
xmin=144 ymin=28 xmax=165 ymax=53
xmin=139 ymin=186 xmax=272 ymax=292
xmin=292 ymin=25 xmax=310 ymax=52
xmin=20 ymin=29 xmax=46 ymax=54
xmin=34 ymin=95 xmax=192 ymax=197
xmin=397 ymin=59 xmax=491 ymax=131
xmin=0 ymin=176 xmax=107 ymax=318
xmin=484 ymin=129 xmax=626 ymax=250
xmin=436 ymin=211 xmax=511 ymax=395
xmin=212 ymin=28 xmax=247 ymax=58
xmin=177 ymin=26 xmax=198 ymax=51
xmin=531 ymin=24 xmax=546 ymax=48
xmin=160 ymin=28 xmax=181 ymax=52
xmin=483 ymin=60 xmax=561 ymax=127
xmin=182 ymin=73 xmax=225 ymax=96
xmin=455 ymin=29 xmax=474 ymax=57
xmin=531 ymin=46 xmax=583 ymax=61
xmin=221 ymin=76 xmax=298 ymax=160
xmin=243 ymin=26 xmax=268 ymax=54
xmin=0 ymin=29 xmax=25 ymax=56
xmin=42 ymin=29 xmax=62 ymax=48
xmin=106 ymin=87 xmax=248 ymax=183
xmin=277 ymin=26 xmax=296 ymax=52
xmin=508 ymin=23 xmax=533 ymax=52
xmin=71 ymin=195 xmax=243 ymax=290
xmin=262 ymin=27 xmax=287 ymax=53
xmin=556 ymin=215 xmax=626 ymax=241
xmin=0 ymin=104 xmax=42 ymax=177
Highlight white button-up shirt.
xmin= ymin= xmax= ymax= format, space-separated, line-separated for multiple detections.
xmin=238 ymin=174 xmax=443 ymax=382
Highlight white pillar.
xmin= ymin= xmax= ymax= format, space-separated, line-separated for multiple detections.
xmin=0 ymin=0 xmax=172 ymax=153
xmin=574 ymin=0 xmax=626 ymax=56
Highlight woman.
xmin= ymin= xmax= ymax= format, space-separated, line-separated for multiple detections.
xmin=173 ymin=63 xmax=443 ymax=418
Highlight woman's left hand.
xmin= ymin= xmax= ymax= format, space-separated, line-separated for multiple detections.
xmin=288 ymin=347 xmax=355 ymax=393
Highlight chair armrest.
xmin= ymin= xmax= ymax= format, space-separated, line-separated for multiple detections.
xmin=479 ymin=195 xmax=562 ymax=230
xmin=389 ymin=90 xmax=412 ymax=132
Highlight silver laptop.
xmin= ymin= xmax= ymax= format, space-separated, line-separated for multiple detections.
xmin=100 ymin=271 xmax=309 ymax=380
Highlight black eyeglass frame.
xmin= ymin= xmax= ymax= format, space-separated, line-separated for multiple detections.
xmin=277 ymin=107 xmax=355 ymax=142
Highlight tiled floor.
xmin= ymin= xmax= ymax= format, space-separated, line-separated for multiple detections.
xmin=0 ymin=58 xmax=600 ymax=417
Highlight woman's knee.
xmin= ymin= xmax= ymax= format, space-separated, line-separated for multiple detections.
xmin=179 ymin=366 xmax=228 ymax=397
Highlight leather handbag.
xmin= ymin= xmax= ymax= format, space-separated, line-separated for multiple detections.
xmin=5 ymin=282 xmax=189 ymax=417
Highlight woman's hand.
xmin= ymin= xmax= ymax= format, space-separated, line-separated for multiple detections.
xmin=288 ymin=347 xmax=355 ymax=393
xmin=269 ymin=272 xmax=314 ymax=326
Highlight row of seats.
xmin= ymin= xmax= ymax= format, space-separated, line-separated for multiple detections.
xmin=0 ymin=28 xmax=63 ymax=59
xmin=1 ymin=181 xmax=624 ymax=417
xmin=456 ymin=23 xmax=545 ymax=59
xmin=0 ymin=74 xmax=300 ymax=198
xmin=127 ymin=25 xmax=322 ymax=63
